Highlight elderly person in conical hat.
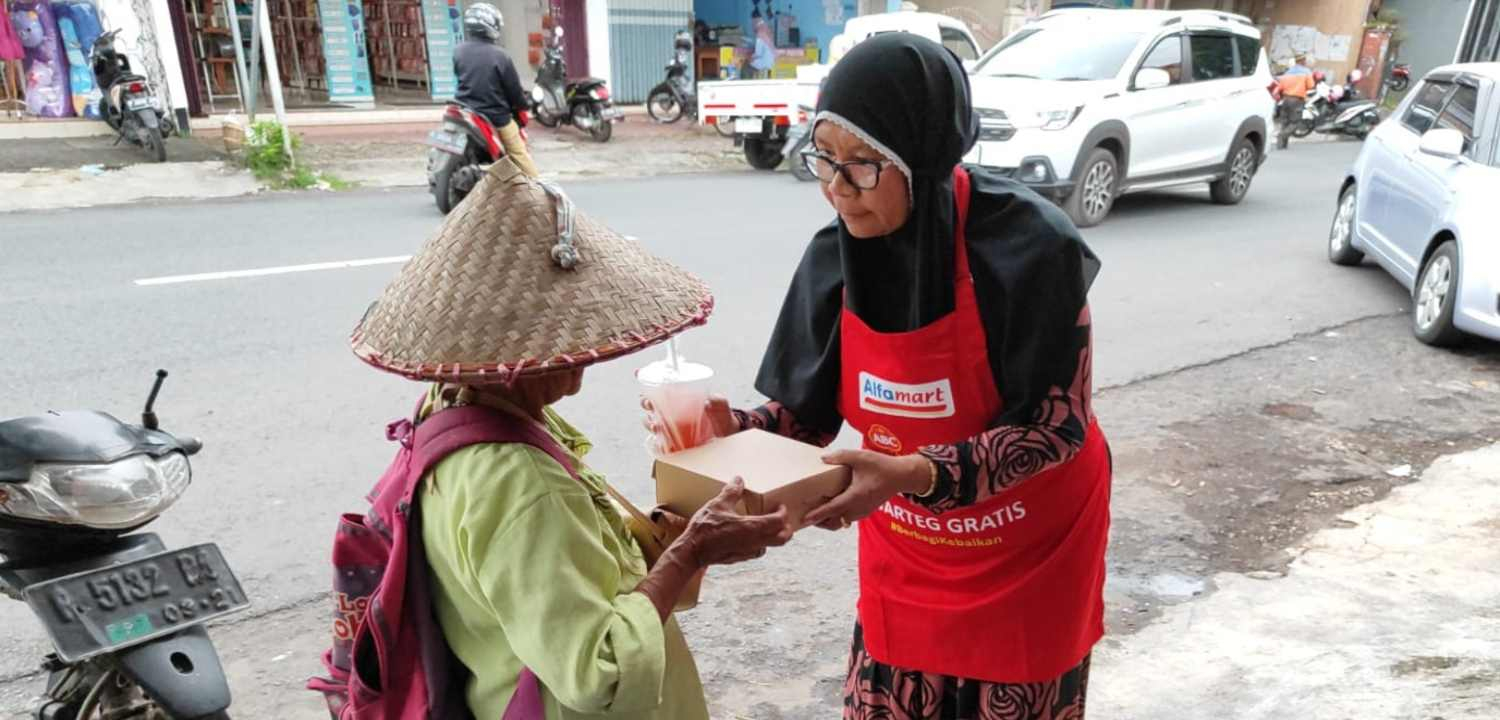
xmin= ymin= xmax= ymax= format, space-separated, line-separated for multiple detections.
xmin=351 ymin=159 xmax=791 ymax=719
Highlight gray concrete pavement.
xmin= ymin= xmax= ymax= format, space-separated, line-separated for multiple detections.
xmin=3 ymin=140 xmax=1497 ymax=717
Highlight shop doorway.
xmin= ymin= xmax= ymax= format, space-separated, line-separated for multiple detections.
xmin=178 ymin=0 xmax=470 ymax=113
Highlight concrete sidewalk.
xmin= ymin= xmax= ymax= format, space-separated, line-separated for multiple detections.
xmin=1093 ymin=442 xmax=1500 ymax=719
xmin=0 ymin=117 xmax=748 ymax=213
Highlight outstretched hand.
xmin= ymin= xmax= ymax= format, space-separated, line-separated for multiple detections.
xmin=803 ymin=450 xmax=931 ymax=530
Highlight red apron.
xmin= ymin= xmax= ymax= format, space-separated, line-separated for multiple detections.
xmin=838 ymin=167 xmax=1111 ymax=684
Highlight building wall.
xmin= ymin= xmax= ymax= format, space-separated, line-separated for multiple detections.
xmin=1382 ymin=0 xmax=1470 ymax=80
xmin=1244 ymin=0 xmax=1372 ymax=79
xmin=908 ymin=0 xmax=1007 ymax=50
xmin=610 ymin=0 xmax=692 ymax=103
xmin=588 ymin=0 xmax=613 ymax=84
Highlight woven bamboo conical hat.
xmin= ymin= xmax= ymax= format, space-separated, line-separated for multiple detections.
xmin=351 ymin=159 xmax=713 ymax=383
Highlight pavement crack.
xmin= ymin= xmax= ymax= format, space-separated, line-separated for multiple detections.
xmin=1097 ymin=310 xmax=1406 ymax=395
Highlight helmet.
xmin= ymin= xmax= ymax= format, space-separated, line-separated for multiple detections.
xmin=675 ymin=29 xmax=692 ymax=51
xmin=463 ymin=3 xmax=503 ymax=42
xmin=1313 ymin=70 xmax=1325 ymax=83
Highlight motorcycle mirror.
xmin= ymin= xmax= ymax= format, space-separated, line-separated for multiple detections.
xmin=141 ymin=369 xmax=168 ymax=431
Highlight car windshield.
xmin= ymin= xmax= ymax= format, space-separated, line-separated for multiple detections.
xmin=976 ymin=27 xmax=1143 ymax=82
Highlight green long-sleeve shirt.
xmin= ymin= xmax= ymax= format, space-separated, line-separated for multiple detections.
xmin=419 ymin=399 xmax=708 ymax=719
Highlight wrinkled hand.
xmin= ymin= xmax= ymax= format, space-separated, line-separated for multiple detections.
xmin=678 ymin=479 xmax=793 ymax=568
xmin=804 ymin=450 xmax=931 ymax=530
xmin=651 ymin=507 xmax=689 ymax=540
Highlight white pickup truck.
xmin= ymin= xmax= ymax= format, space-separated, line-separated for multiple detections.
xmin=697 ymin=9 xmax=984 ymax=171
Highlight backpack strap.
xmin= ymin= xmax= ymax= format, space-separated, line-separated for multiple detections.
xmin=406 ymin=403 xmax=570 ymax=720
xmin=410 ymin=404 xmax=582 ymax=485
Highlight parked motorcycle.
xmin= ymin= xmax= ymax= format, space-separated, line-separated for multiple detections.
xmin=91 ymin=30 xmax=173 ymax=162
xmin=780 ymin=103 xmax=816 ymax=182
xmin=0 ymin=370 xmax=246 ymax=720
xmin=425 ymin=102 xmax=507 ymax=214
xmin=1313 ymin=69 xmax=1379 ymax=141
xmin=530 ymin=27 xmax=621 ymax=142
xmin=647 ymin=30 xmax=696 ymax=124
xmin=1386 ymin=62 xmax=1411 ymax=93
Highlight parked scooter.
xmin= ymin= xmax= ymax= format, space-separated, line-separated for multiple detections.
xmin=0 ymin=371 xmax=245 ymax=720
xmin=91 ymin=30 xmax=173 ymax=162
xmin=425 ymin=102 xmax=508 ymax=214
xmin=781 ymin=103 xmax=816 ymax=182
xmin=530 ymin=27 xmax=621 ymax=142
xmin=1386 ymin=62 xmax=1411 ymax=93
xmin=1315 ymin=69 xmax=1380 ymax=141
xmin=647 ymin=29 xmax=696 ymax=124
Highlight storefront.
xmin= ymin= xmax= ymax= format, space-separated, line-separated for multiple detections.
xmin=173 ymin=0 xmax=602 ymax=114
xmin=2 ymin=0 xmax=190 ymax=126
xmin=691 ymin=0 xmax=856 ymax=80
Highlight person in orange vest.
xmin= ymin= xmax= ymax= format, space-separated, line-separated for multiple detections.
xmin=1275 ymin=62 xmax=1317 ymax=149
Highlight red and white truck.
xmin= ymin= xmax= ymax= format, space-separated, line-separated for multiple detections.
xmin=697 ymin=9 xmax=984 ymax=171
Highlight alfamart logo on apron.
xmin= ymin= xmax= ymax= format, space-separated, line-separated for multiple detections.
xmin=859 ymin=372 xmax=956 ymax=420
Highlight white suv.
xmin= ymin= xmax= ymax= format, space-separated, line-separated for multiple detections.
xmin=965 ymin=9 xmax=1275 ymax=227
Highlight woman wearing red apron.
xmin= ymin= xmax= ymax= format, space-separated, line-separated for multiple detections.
xmin=723 ymin=35 xmax=1110 ymax=719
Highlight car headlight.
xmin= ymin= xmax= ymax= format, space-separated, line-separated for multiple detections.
xmin=0 ymin=452 xmax=191 ymax=530
xmin=1016 ymin=106 xmax=1083 ymax=131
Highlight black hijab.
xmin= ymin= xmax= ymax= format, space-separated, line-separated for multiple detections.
xmin=818 ymin=33 xmax=978 ymax=332
xmin=756 ymin=34 xmax=1101 ymax=436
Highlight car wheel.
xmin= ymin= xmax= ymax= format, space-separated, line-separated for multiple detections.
xmin=1065 ymin=148 xmax=1117 ymax=228
xmin=1412 ymin=240 xmax=1465 ymax=347
xmin=1210 ymin=138 xmax=1258 ymax=205
xmin=743 ymin=138 xmax=786 ymax=170
xmin=1327 ymin=184 xmax=1365 ymax=266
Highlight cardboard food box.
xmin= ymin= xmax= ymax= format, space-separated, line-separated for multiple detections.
xmin=653 ymin=429 xmax=852 ymax=529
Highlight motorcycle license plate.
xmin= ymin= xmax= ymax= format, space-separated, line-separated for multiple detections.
xmin=23 ymin=543 xmax=249 ymax=662
xmin=125 ymin=97 xmax=152 ymax=111
xmin=734 ymin=118 xmax=764 ymax=136
xmin=426 ymin=129 xmax=467 ymax=155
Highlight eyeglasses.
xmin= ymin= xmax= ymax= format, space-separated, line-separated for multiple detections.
xmin=801 ymin=151 xmax=895 ymax=190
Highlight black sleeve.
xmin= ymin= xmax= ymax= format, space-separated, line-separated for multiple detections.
xmin=753 ymin=224 xmax=846 ymax=437
xmin=499 ymin=56 xmax=528 ymax=124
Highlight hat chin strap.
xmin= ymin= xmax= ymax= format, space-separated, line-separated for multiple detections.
xmin=538 ymin=180 xmax=580 ymax=269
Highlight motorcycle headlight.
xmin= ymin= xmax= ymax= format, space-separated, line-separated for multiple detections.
xmin=530 ymin=86 xmax=544 ymax=102
xmin=0 ymin=453 xmax=191 ymax=530
xmin=1015 ymin=106 xmax=1083 ymax=131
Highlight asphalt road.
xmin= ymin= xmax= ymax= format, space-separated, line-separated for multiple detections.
xmin=0 ymin=140 xmax=1405 ymax=684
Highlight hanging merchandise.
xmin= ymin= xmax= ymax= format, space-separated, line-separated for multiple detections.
xmin=10 ymin=0 xmax=72 ymax=116
xmin=418 ymin=0 xmax=458 ymax=101
xmin=1 ymin=0 xmax=26 ymax=61
xmin=53 ymin=0 xmax=103 ymax=118
xmin=317 ymin=0 xmax=372 ymax=104
xmin=363 ymin=0 xmax=428 ymax=91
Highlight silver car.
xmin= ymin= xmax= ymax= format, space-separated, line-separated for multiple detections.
xmin=1327 ymin=63 xmax=1500 ymax=345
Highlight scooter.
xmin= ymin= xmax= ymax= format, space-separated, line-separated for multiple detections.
xmin=0 ymin=371 xmax=246 ymax=720
xmin=425 ymin=102 xmax=508 ymax=214
xmin=647 ymin=30 xmax=696 ymax=124
xmin=1315 ymin=69 xmax=1380 ymax=141
xmin=780 ymin=103 xmax=817 ymax=182
xmin=1386 ymin=63 xmax=1411 ymax=93
xmin=90 ymin=30 xmax=173 ymax=162
xmin=530 ymin=27 xmax=621 ymax=142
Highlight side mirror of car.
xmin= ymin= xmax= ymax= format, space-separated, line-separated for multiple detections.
xmin=1418 ymin=128 xmax=1466 ymax=161
xmin=1134 ymin=68 xmax=1172 ymax=91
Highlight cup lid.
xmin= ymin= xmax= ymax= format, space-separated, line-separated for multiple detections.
xmin=636 ymin=357 xmax=713 ymax=386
